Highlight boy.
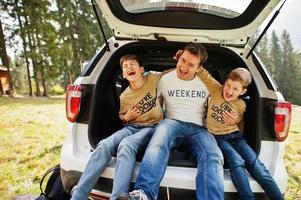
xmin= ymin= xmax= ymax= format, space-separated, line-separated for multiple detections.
xmin=196 ymin=66 xmax=284 ymax=200
xmin=71 ymin=54 xmax=164 ymax=200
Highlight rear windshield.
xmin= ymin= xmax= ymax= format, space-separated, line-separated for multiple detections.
xmin=120 ymin=0 xmax=252 ymax=18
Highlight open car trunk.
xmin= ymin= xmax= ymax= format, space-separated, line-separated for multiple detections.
xmin=88 ymin=41 xmax=259 ymax=168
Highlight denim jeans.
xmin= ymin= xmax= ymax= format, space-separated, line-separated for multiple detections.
xmin=134 ymin=118 xmax=224 ymax=200
xmin=71 ymin=124 xmax=155 ymax=200
xmin=215 ymin=131 xmax=284 ymax=200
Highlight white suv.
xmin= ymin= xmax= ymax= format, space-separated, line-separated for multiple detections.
xmin=60 ymin=0 xmax=292 ymax=199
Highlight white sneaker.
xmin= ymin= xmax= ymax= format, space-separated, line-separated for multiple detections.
xmin=129 ymin=189 xmax=149 ymax=200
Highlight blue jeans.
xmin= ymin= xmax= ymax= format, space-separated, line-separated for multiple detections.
xmin=71 ymin=124 xmax=155 ymax=200
xmin=134 ymin=118 xmax=224 ymax=200
xmin=215 ymin=131 xmax=284 ymax=200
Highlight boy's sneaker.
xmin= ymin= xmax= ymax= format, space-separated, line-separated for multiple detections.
xmin=117 ymin=190 xmax=148 ymax=200
xmin=129 ymin=190 xmax=149 ymax=200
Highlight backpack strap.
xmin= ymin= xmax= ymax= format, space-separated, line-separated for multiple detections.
xmin=39 ymin=165 xmax=60 ymax=199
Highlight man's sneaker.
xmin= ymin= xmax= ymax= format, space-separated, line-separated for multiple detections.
xmin=117 ymin=190 xmax=149 ymax=200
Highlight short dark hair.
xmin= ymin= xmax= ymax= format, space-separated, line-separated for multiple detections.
xmin=119 ymin=54 xmax=142 ymax=68
xmin=183 ymin=42 xmax=208 ymax=65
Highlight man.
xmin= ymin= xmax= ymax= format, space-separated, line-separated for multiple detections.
xmin=124 ymin=43 xmax=225 ymax=200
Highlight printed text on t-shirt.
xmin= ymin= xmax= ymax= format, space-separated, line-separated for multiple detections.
xmin=167 ymin=89 xmax=207 ymax=98
xmin=210 ymin=103 xmax=232 ymax=124
xmin=137 ymin=92 xmax=157 ymax=115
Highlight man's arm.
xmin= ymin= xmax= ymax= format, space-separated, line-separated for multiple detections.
xmin=222 ymin=111 xmax=241 ymax=126
xmin=223 ymin=101 xmax=246 ymax=126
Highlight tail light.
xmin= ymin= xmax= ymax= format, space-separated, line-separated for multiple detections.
xmin=274 ymin=101 xmax=291 ymax=142
xmin=66 ymin=85 xmax=82 ymax=122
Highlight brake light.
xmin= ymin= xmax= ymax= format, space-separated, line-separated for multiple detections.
xmin=274 ymin=101 xmax=291 ymax=142
xmin=66 ymin=85 xmax=82 ymax=122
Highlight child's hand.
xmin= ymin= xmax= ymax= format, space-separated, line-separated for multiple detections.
xmin=223 ymin=111 xmax=240 ymax=125
xmin=173 ymin=50 xmax=183 ymax=61
xmin=123 ymin=106 xmax=141 ymax=122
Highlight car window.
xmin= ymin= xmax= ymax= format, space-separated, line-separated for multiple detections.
xmin=120 ymin=0 xmax=252 ymax=18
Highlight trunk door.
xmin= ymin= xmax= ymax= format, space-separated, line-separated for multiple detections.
xmin=96 ymin=0 xmax=282 ymax=46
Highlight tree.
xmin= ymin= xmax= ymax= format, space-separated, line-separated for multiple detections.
xmin=1 ymin=0 xmax=112 ymax=96
xmin=256 ymin=34 xmax=273 ymax=72
xmin=11 ymin=0 xmax=34 ymax=96
xmin=0 ymin=18 xmax=14 ymax=96
xmin=279 ymin=30 xmax=301 ymax=104
xmin=55 ymin=0 xmax=111 ymax=86
xmin=270 ymin=31 xmax=282 ymax=80
xmin=251 ymin=30 xmax=301 ymax=104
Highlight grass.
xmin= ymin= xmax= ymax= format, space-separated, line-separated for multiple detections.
xmin=0 ymin=97 xmax=67 ymax=200
xmin=284 ymin=105 xmax=301 ymax=200
xmin=0 ymin=97 xmax=300 ymax=199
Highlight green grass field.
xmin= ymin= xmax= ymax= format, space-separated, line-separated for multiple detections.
xmin=0 ymin=97 xmax=67 ymax=200
xmin=284 ymin=105 xmax=301 ymax=200
xmin=0 ymin=97 xmax=300 ymax=199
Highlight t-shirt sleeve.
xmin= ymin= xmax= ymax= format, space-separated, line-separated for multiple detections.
xmin=237 ymin=100 xmax=246 ymax=121
xmin=197 ymin=68 xmax=222 ymax=95
xmin=157 ymin=77 xmax=164 ymax=99
xmin=118 ymin=93 xmax=128 ymax=120
xmin=237 ymin=100 xmax=246 ymax=133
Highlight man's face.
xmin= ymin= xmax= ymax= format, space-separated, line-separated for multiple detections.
xmin=122 ymin=59 xmax=144 ymax=82
xmin=222 ymin=79 xmax=247 ymax=102
xmin=176 ymin=50 xmax=201 ymax=80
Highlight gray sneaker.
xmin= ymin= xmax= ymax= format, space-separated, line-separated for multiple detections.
xmin=129 ymin=190 xmax=149 ymax=200
xmin=116 ymin=193 xmax=131 ymax=200
xmin=116 ymin=190 xmax=149 ymax=200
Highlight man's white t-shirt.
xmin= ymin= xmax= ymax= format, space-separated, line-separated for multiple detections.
xmin=158 ymin=70 xmax=209 ymax=126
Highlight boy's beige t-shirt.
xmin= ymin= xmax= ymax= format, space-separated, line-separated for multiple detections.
xmin=197 ymin=68 xmax=246 ymax=135
xmin=119 ymin=73 xmax=163 ymax=125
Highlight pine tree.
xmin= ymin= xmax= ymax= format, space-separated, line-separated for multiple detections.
xmin=280 ymin=30 xmax=301 ymax=104
xmin=256 ymin=34 xmax=273 ymax=73
xmin=270 ymin=31 xmax=282 ymax=81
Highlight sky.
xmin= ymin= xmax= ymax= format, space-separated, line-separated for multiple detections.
xmin=267 ymin=0 xmax=301 ymax=51
xmin=163 ymin=0 xmax=301 ymax=52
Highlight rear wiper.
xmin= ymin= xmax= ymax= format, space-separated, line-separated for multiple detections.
xmin=91 ymin=0 xmax=110 ymax=51
xmin=246 ymin=0 xmax=287 ymax=59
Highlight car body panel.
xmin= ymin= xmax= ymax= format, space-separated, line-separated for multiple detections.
xmin=96 ymin=0 xmax=282 ymax=45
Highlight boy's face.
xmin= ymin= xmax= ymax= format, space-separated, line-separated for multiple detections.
xmin=176 ymin=50 xmax=201 ymax=80
xmin=122 ymin=59 xmax=144 ymax=82
xmin=222 ymin=79 xmax=247 ymax=102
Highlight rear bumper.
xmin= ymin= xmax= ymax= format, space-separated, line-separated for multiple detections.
xmin=60 ymin=125 xmax=287 ymax=198
xmin=60 ymin=157 xmax=287 ymax=198
xmin=61 ymin=168 xmax=283 ymax=200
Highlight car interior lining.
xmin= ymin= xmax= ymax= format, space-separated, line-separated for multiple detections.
xmin=88 ymin=42 xmax=259 ymax=168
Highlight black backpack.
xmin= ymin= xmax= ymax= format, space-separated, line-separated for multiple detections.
xmin=36 ymin=165 xmax=70 ymax=200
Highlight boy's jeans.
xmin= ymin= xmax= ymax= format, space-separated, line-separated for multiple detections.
xmin=134 ymin=118 xmax=224 ymax=200
xmin=71 ymin=124 xmax=155 ymax=200
xmin=215 ymin=131 xmax=284 ymax=200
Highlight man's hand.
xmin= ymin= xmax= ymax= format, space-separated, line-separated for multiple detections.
xmin=223 ymin=111 xmax=240 ymax=126
xmin=123 ymin=106 xmax=141 ymax=122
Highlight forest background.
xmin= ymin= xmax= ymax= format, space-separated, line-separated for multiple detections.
xmin=0 ymin=0 xmax=301 ymax=104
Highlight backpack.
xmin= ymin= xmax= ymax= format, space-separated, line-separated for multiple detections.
xmin=36 ymin=165 xmax=70 ymax=200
